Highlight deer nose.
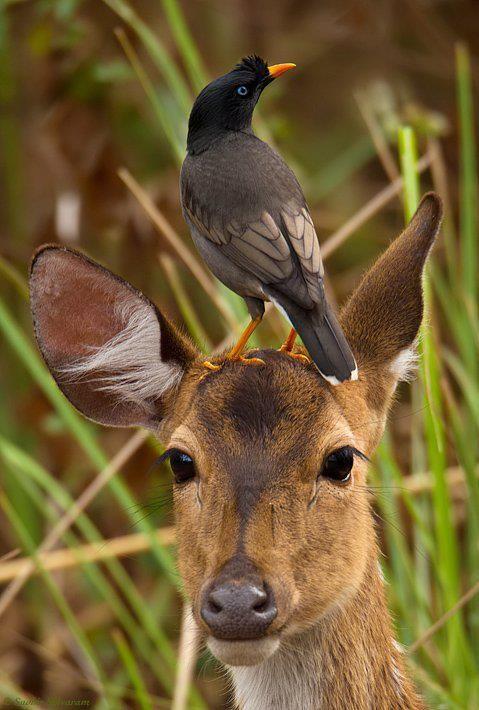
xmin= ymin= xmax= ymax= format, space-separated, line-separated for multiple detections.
xmin=201 ymin=580 xmax=277 ymax=640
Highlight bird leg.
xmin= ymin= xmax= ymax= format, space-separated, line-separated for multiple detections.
xmin=279 ymin=328 xmax=311 ymax=364
xmin=227 ymin=317 xmax=264 ymax=362
xmin=280 ymin=327 xmax=297 ymax=352
xmin=202 ymin=317 xmax=265 ymax=371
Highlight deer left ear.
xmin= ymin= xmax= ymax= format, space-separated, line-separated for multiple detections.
xmin=29 ymin=245 xmax=197 ymax=429
xmin=340 ymin=192 xmax=443 ymax=395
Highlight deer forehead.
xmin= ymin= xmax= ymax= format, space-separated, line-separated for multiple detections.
xmin=166 ymin=352 xmax=364 ymax=479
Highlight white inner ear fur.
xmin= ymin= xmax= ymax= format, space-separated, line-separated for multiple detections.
xmin=60 ymin=298 xmax=182 ymax=416
xmin=389 ymin=345 xmax=418 ymax=383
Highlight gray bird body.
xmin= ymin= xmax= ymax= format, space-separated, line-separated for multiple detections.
xmin=181 ymin=131 xmax=323 ymax=313
xmin=180 ymin=59 xmax=357 ymax=384
xmin=180 ymin=131 xmax=356 ymax=383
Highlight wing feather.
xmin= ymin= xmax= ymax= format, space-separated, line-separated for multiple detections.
xmin=240 ymin=227 xmax=291 ymax=261
xmin=185 ymin=197 xmax=324 ymax=306
xmin=281 ymin=205 xmax=324 ymax=291
xmin=229 ymin=240 xmax=291 ymax=280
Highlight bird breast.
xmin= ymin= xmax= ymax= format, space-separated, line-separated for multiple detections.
xmin=181 ymin=133 xmax=303 ymax=226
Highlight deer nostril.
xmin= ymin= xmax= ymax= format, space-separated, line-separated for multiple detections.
xmin=252 ymin=587 xmax=268 ymax=611
xmin=208 ymin=590 xmax=225 ymax=614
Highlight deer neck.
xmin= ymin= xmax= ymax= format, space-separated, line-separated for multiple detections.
xmin=229 ymin=556 xmax=424 ymax=710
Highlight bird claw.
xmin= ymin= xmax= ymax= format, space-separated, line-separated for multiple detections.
xmin=202 ymin=360 xmax=222 ymax=372
xmin=230 ymin=355 xmax=265 ymax=366
xmin=279 ymin=349 xmax=311 ymax=365
xmin=201 ymin=355 xmax=265 ymax=376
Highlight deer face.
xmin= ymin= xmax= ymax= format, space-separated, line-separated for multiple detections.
xmin=29 ymin=194 xmax=441 ymax=667
xmin=166 ymin=355 xmax=376 ymax=665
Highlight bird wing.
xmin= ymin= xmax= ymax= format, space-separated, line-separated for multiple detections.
xmin=183 ymin=200 xmax=324 ymax=309
xmin=281 ymin=202 xmax=324 ymax=302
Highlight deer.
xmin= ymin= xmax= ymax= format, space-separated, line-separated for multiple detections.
xmin=28 ymin=192 xmax=442 ymax=709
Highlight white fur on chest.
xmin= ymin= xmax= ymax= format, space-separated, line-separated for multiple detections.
xmin=228 ymin=641 xmax=322 ymax=710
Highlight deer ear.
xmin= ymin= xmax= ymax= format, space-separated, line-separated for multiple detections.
xmin=340 ymin=193 xmax=443 ymax=390
xmin=29 ymin=245 xmax=196 ymax=429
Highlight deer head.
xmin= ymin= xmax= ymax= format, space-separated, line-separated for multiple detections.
xmin=29 ymin=193 xmax=441 ymax=669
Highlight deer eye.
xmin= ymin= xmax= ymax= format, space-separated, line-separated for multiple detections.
xmin=321 ymin=446 xmax=355 ymax=484
xmin=168 ymin=449 xmax=196 ymax=484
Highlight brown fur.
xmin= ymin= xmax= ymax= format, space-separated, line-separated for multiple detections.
xmin=29 ymin=194 xmax=442 ymax=708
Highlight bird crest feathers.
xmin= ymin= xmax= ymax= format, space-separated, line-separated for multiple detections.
xmin=234 ymin=55 xmax=269 ymax=80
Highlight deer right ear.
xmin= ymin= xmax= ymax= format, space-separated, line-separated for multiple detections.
xmin=340 ymin=192 xmax=443 ymax=395
xmin=29 ymin=245 xmax=196 ymax=429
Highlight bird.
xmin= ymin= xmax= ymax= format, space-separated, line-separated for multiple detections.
xmin=180 ymin=55 xmax=357 ymax=384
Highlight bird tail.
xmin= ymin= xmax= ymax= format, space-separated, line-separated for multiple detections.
xmin=265 ymin=288 xmax=357 ymax=384
xmin=303 ymin=302 xmax=358 ymax=384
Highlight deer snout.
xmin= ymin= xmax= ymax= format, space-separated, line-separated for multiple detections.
xmin=201 ymin=578 xmax=277 ymax=640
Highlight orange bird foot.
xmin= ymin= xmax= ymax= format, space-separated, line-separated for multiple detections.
xmin=230 ymin=354 xmax=265 ymax=366
xmin=278 ymin=327 xmax=311 ymax=364
xmin=280 ymin=349 xmax=311 ymax=365
xmin=202 ymin=353 xmax=265 ymax=373
xmin=202 ymin=360 xmax=222 ymax=372
xmin=201 ymin=316 xmax=264 ymax=374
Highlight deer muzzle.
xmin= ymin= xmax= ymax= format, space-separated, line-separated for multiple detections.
xmin=201 ymin=577 xmax=277 ymax=640
xmin=200 ymin=554 xmax=278 ymax=647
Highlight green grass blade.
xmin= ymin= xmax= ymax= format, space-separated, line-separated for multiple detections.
xmin=0 ymin=492 xmax=109 ymax=700
xmin=0 ymin=294 xmax=179 ymax=581
xmin=159 ymin=253 xmax=212 ymax=349
xmin=456 ymin=43 xmax=478 ymax=336
xmin=103 ymin=0 xmax=192 ymax=113
xmin=0 ymin=676 xmax=37 ymax=705
xmin=398 ymin=125 xmax=473 ymax=694
xmin=0 ymin=300 xmax=206 ymax=707
xmin=160 ymin=0 xmax=207 ymax=91
xmin=0 ymin=436 xmax=180 ymax=694
xmin=115 ymin=27 xmax=185 ymax=163
xmin=310 ymin=135 xmax=375 ymax=201
xmin=398 ymin=126 xmax=420 ymax=220
xmin=0 ymin=293 xmax=104 ymax=466
xmin=371 ymin=449 xmax=422 ymax=644
xmin=113 ymin=629 xmax=154 ymax=710
xmin=455 ymin=42 xmax=479 ymax=663
xmin=0 ymin=254 xmax=29 ymax=300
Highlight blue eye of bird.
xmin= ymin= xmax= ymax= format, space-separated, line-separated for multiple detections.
xmin=237 ymin=85 xmax=249 ymax=96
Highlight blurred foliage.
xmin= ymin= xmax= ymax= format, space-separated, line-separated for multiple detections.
xmin=0 ymin=0 xmax=479 ymax=707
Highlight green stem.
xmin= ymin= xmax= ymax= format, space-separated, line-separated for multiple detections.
xmin=398 ymin=125 xmax=473 ymax=693
xmin=456 ymin=43 xmax=478 ymax=337
xmin=160 ymin=0 xmax=208 ymax=91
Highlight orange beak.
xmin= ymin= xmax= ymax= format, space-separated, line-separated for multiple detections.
xmin=267 ymin=63 xmax=296 ymax=79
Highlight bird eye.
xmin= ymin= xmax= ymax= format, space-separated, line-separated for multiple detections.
xmin=236 ymin=85 xmax=249 ymax=96
xmin=320 ymin=446 xmax=355 ymax=484
xmin=168 ymin=449 xmax=196 ymax=484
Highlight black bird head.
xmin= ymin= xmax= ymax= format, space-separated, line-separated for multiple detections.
xmin=186 ymin=55 xmax=295 ymax=154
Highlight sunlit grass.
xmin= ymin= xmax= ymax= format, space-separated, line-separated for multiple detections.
xmin=0 ymin=1 xmax=478 ymax=706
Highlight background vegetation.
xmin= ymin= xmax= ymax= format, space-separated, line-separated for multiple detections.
xmin=0 ymin=0 xmax=478 ymax=707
